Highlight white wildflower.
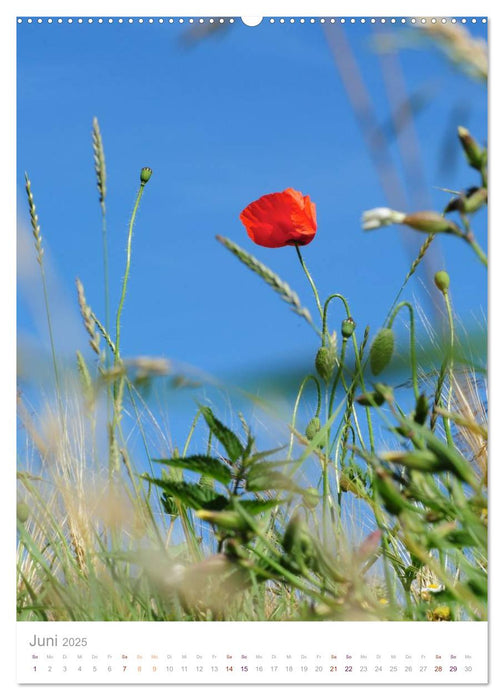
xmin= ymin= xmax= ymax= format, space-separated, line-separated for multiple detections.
xmin=361 ymin=207 xmax=406 ymax=231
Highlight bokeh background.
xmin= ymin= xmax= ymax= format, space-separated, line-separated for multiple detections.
xmin=17 ymin=16 xmax=487 ymax=452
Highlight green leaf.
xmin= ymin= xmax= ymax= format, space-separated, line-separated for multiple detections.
xmin=237 ymin=499 xmax=284 ymax=515
xmin=397 ymin=417 xmax=478 ymax=487
xmin=247 ymin=446 xmax=289 ymax=464
xmin=246 ymin=465 xmax=303 ymax=494
xmin=199 ymin=405 xmax=244 ymax=463
xmin=153 ymin=455 xmax=232 ymax=486
xmin=143 ymin=475 xmax=229 ymax=511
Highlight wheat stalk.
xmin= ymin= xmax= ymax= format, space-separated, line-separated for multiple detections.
xmin=24 ymin=173 xmax=63 ymax=413
xmin=216 ymin=235 xmax=313 ymax=326
xmin=385 ymin=232 xmax=436 ymax=326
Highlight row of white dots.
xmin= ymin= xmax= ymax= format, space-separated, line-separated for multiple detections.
xmin=17 ymin=17 xmax=487 ymax=25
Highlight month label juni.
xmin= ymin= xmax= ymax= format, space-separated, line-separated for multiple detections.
xmin=17 ymin=621 xmax=488 ymax=684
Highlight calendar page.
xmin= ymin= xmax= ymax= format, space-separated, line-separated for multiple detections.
xmin=15 ymin=3 xmax=489 ymax=688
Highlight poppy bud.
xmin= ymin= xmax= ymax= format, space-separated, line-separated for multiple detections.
xmin=302 ymin=487 xmax=320 ymax=510
xmin=341 ymin=317 xmax=356 ymax=339
xmin=140 ymin=167 xmax=153 ymax=184
xmin=434 ymin=271 xmax=450 ymax=293
xmin=17 ymin=501 xmax=30 ymax=523
xmin=315 ymin=345 xmax=337 ymax=383
xmin=413 ymin=393 xmax=430 ymax=425
xmin=375 ymin=468 xmax=407 ymax=516
xmin=403 ymin=211 xmax=460 ymax=235
xmin=458 ymin=126 xmax=485 ymax=170
xmin=305 ymin=416 xmax=321 ymax=441
xmin=369 ymin=328 xmax=394 ymax=376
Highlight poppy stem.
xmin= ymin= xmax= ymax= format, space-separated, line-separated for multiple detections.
xmin=294 ymin=245 xmax=324 ymax=324
xmin=114 ymin=181 xmax=147 ymax=366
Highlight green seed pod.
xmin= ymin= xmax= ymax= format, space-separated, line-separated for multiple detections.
xmin=355 ymin=391 xmax=385 ymax=406
xmin=305 ymin=416 xmax=321 ymax=441
xmin=434 ymin=270 xmax=450 ymax=293
xmin=413 ymin=393 xmax=430 ymax=425
xmin=458 ymin=126 xmax=485 ymax=170
xmin=373 ymin=383 xmax=394 ymax=403
xmin=369 ymin=328 xmax=394 ymax=376
xmin=355 ymin=390 xmax=385 ymax=407
xmin=140 ymin=167 xmax=153 ymax=184
xmin=315 ymin=345 xmax=337 ymax=383
xmin=341 ymin=317 xmax=356 ymax=339
xmin=302 ymin=487 xmax=320 ymax=510
xmin=403 ymin=211 xmax=460 ymax=235
xmin=17 ymin=501 xmax=30 ymax=523
xmin=464 ymin=187 xmax=487 ymax=213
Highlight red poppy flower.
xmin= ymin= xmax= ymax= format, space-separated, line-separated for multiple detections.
xmin=239 ymin=188 xmax=317 ymax=248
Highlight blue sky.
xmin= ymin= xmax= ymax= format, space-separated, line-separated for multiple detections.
xmin=17 ymin=17 xmax=487 ymax=451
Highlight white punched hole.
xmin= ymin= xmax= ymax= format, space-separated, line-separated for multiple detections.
xmin=241 ymin=16 xmax=263 ymax=26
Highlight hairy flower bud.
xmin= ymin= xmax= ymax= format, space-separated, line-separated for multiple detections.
xmin=302 ymin=487 xmax=320 ymax=510
xmin=305 ymin=416 xmax=321 ymax=441
xmin=369 ymin=328 xmax=395 ymax=376
xmin=315 ymin=345 xmax=337 ymax=383
xmin=341 ymin=317 xmax=356 ymax=339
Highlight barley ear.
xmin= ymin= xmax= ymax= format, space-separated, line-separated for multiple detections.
xmin=76 ymin=278 xmax=101 ymax=355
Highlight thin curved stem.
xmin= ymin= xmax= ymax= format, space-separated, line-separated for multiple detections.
xmin=287 ymin=374 xmax=322 ymax=460
xmin=388 ymin=301 xmax=420 ymax=401
xmin=114 ymin=182 xmax=147 ymax=365
xmin=294 ymin=245 xmax=324 ymax=322
xmin=322 ymin=293 xmax=351 ymax=339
